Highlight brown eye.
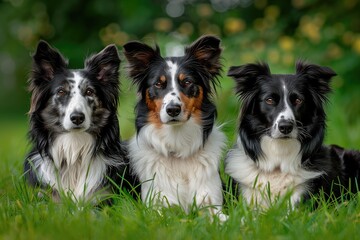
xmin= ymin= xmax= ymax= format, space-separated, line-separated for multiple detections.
xmin=85 ymin=88 xmax=94 ymax=96
xmin=294 ymin=98 xmax=303 ymax=106
xmin=154 ymin=81 xmax=164 ymax=89
xmin=265 ymin=98 xmax=275 ymax=105
xmin=57 ymin=88 xmax=66 ymax=96
xmin=183 ymin=79 xmax=192 ymax=87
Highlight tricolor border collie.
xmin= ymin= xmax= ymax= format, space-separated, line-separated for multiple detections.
xmin=24 ymin=41 xmax=129 ymax=203
xmin=123 ymin=36 xmax=226 ymax=218
xmin=225 ymin=61 xmax=360 ymax=208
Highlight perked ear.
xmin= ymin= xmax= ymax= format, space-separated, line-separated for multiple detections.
xmin=227 ymin=62 xmax=271 ymax=100
xmin=296 ymin=61 xmax=336 ymax=103
xmin=184 ymin=35 xmax=222 ymax=75
xmin=123 ymin=41 xmax=161 ymax=85
xmin=32 ymin=40 xmax=68 ymax=81
xmin=85 ymin=44 xmax=121 ymax=82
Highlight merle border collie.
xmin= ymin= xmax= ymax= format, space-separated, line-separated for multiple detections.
xmin=225 ymin=61 xmax=360 ymax=208
xmin=24 ymin=41 xmax=130 ymax=203
xmin=123 ymin=36 xmax=226 ymax=218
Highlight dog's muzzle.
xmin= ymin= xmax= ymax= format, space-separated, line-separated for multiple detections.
xmin=278 ymin=119 xmax=294 ymax=135
xmin=166 ymin=102 xmax=181 ymax=117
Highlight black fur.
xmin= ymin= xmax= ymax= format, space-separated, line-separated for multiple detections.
xmin=227 ymin=60 xmax=360 ymax=201
xmin=123 ymin=35 xmax=222 ymax=142
xmin=24 ymin=41 xmax=135 ymax=201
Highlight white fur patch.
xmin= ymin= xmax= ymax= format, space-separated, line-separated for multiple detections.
xmin=225 ymin=136 xmax=324 ymax=208
xmin=271 ymin=82 xmax=297 ymax=138
xmin=129 ymin=119 xmax=226 ymax=213
xmin=159 ymin=61 xmax=184 ymax=123
xmin=63 ymin=72 xmax=92 ymax=131
xmin=31 ymin=132 xmax=109 ymax=201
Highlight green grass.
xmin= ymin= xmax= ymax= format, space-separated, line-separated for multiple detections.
xmin=1 ymin=86 xmax=360 ymax=239
xmin=1 ymin=38 xmax=360 ymax=238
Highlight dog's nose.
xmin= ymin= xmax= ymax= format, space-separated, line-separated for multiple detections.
xmin=166 ymin=103 xmax=181 ymax=117
xmin=278 ymin=120 xmax=293 ymax=135
xmin=70 ymin=112 xmax=85 ymax=125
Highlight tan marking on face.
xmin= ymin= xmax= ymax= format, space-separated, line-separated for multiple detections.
xmin=179 ymin=87 xmax=203 ymax=123
xmin=160 ymin=75 xmax=166 ymax=82
xmin=178 ymin=73 xmax=186 ymax=81
xmin=146 ymin=90 xmax=163 ymax=127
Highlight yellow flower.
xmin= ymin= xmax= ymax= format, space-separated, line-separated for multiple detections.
xmin=154 ymin=18 xmax=173 ymax=32
xmin=225 ymin=18 xmax=246 ymax=34
xmin=282 ymin=53 xmax=294 ymax=66
xmin=352 ymin=36 xmax=360 ymax=54
xmin=267 ymin=49 xmax=280 ymax=64
xmin=299 ymin=15 xmax=324 ymax=43
xmin=279 ymin=36 xmax=295 ymax=51
xmin=265 ymin=5 xmax=280 ymax=21
xmin=197 ymin=3 xmax=213 ymax=17
xmin=178 ymin=22 xmax=194 ymax=36
xmin=327 ymin=44 xmax=343 ymax=59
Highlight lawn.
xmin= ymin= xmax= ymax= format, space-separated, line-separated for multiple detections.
xmin=1 ymin=0 xmax=360 ymax=238
xmin=1 ymin=72 xmax=360 ymax=239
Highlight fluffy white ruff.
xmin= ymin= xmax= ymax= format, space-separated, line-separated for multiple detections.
xmin=129 ymin=118 xmax=226 ymax=214
xmin=225 ymin=135 xmax=324 ymax=208
xmin=30 ymin=132 xmax=113 ymax=201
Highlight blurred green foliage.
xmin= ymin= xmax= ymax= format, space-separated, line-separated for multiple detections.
xmin=0 ymin=0 xmax=359 ymax=140
xmin=1 ymin=2 xmax=359 ymax=238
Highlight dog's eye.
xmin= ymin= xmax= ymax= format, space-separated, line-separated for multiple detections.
xmin=183 ymin=79 xmax=193 ymax=87
xmin=265 ymin=98 xmax=275 ymax=105
xmin=294 ymin=98 xmax=303 ymax=106
xmin=57 ymin=88 xmax=66 ymax=96
xmin=85 ymin=88 xmax=94 ymax=97
xmin=154 ymin=81 xmax=165 ymax=89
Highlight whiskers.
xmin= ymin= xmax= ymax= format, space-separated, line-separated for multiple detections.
xmin=248 ymin=120 xmax=312 ymax=142
xmin=296 ymin=121 xmax=312 ymax=141
xmin=250 ymin=127 xmax=271 ymax=137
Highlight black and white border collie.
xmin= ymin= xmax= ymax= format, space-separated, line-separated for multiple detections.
xmin=123 ymin=36 xmax=226 ymax=218
xmin=225 ymin=61 xmax=360 ymax=208
xmin=24 ymin=41 xmax=129 ymax=203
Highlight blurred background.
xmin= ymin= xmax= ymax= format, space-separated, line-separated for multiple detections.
xmin=0 ymin=0 xmax=359 ymax=151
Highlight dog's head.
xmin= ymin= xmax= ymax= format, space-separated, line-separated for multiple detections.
xmin=29 ymin=41 xmax=120 ymax=134
xmin=228 ymin=61 xmax=336 ymax=160
xmin=123 ymin=35 xmax=222 ymax=138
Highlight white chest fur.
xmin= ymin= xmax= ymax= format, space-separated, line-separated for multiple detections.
xmin=34 ymin=132 xmax=108 ymax=200
xmin=129 ymin=119 xmax=226 ymax=212
xmin=225 ymin=136 xmax=323 ymax=208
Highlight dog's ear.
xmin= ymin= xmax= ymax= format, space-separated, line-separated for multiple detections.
xmin=29 ymin=41 xmax=67 ymax=114
xmin=296 ymin=61 xmax=336 ymax=103
xmin=85 ymin=44 xmax=121 ymax=82
xmin=32 ymin=40 xmax=68 ymax=82
xmin=228 ymin=62 xmax=271 ymax=100
xmin=184 ymin=35 xmax=222 ymax=76
xmin=123 ymin=41 xmax=161 ymax=85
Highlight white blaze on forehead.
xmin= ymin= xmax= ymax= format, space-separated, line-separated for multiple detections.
xmin=62 ymin=71 xmax=92 ymax=130
xmin=159 ymin=61 xmax=183 ymax=123
xmin=270 ymin=80 xmax=297 ymax=138
xmin=278 ymin=81 xmax=295 ymax=121
xmin=163 ymin=60 xmax=181 ymax=105
xmin=166 ymin=60 xmax=180 ymax=96
xmin=68 ymin=72 xmax=85 ymax=112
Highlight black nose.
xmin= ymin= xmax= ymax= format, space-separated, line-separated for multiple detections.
xmin=70 ymin=112 xmax=85 ymax=125
xmin=166 ymin=103 xmax=181 ymax=117
xmin=278 ymin=120 xmax=294 ymax=134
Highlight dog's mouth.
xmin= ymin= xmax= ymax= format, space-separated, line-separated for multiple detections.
xmin=269 ymin=132 xmax=297 ymax=140
xmin=67 ymin=125 xmax=87 ymax=132
xmin=168 ymin=119 xmax=180 ymax=123
xmin=278 ymin=135 xmax=293 ymax=139
xmin=166 ymin=119 xmax=184 ymax=125
xmin=165 ymin=113 xmax=191 ymax=125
